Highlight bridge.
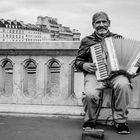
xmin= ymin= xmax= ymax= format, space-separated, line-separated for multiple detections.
xmin=0 ymin=42 xmax=140 ymax=121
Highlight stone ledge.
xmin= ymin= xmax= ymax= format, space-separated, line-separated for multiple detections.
xmin=0 ymin=104 xmax=84 ymax=117
xmin=0 ymin=42 xmax=80 ymax=49
xmin=0 ymin=104 xmax=140 ymax=121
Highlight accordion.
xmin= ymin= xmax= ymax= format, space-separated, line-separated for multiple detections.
xmin=90 ymin=37 xmax=140 ymax=81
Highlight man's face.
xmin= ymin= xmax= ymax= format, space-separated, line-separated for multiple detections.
xmin=93 ymin=18 xmax=110 ymax=36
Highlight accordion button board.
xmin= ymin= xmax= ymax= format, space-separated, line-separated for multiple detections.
xmin=90 ymin=44 xmax=108 ymax=81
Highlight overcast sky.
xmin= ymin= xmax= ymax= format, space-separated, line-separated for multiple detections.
xmin=0 ymin=0 xmax=140 ymax=40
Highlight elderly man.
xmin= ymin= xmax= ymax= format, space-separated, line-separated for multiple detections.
xmin=75 ymin=11 xmax=131 ymax=134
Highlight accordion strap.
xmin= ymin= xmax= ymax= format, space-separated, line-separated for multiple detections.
xmin=108 ymin=70 xmax=132 ymax=81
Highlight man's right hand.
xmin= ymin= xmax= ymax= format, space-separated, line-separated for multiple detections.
xmin=82 ymin=63 xmax=97 ymax=73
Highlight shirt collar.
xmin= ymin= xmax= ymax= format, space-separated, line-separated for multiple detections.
xmin=94 ymin=30 xmax=111 ymax=41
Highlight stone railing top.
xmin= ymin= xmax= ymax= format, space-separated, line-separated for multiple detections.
xmin=0 ymin=41 xmax=80 ymax=50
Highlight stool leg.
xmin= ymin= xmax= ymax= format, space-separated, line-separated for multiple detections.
xmin=111 ymin=89 xmax=115 ymax=125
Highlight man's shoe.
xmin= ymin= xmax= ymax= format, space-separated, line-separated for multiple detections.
xmin=82 ymin=121 xmax=95 ymax=130
xmin=115 ymin=123 xmax=130 ymax=134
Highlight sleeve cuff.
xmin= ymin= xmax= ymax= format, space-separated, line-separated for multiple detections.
xmin=78 ymin=62 xmax=85 ymax=71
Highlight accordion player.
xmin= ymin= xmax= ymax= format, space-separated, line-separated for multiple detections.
xmin=90 ymin=37 xmax=140 ymax=81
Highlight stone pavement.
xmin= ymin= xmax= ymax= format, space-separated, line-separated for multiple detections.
xmin=0 ymin=115 xmax=140 ymax=140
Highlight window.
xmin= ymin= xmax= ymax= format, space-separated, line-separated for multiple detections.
xmin=47 ymin=60 xmax=60 ymax=95
xmin=0 ymin=59 xmax=13 ymax=96
xmin=68 ymin=61 xmax=84 ymax=104
xmin=23 ymin=60 xmax=37 ymax=97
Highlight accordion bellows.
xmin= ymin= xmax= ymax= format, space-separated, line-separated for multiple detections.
xmin=90 ymin=37 xmax=140 ymax=81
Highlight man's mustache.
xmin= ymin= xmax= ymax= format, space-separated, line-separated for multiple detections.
xmin=96 ymin=27 xmax=107 ymax=30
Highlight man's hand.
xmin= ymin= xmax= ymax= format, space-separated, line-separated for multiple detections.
xmin=83 ymin=63 xmax=97 ymax=73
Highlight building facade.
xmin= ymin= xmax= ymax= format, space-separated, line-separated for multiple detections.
xmin=0 ymin=19 xmax=51 ymax=42
xmin=0 ymin=16 xmax=81 ymax=42
xmin=36 ymin=16 xmax=81 ymax=41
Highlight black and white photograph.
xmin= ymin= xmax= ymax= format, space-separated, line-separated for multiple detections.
xmin=0 ymin=0 xmax=140 ymax=140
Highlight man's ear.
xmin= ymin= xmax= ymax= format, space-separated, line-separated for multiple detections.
xmin=92 ymin=22 xmax=95 ymax=29
xmin=108 ymin=20 xmax=111 ymax=27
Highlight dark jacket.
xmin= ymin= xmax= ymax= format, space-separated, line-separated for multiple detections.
xmin=74 ymin=31 xmax=122 ymax=73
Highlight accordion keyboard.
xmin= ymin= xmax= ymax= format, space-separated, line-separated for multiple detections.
xmin=90 ymin=44 xmax=108 ymax=81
